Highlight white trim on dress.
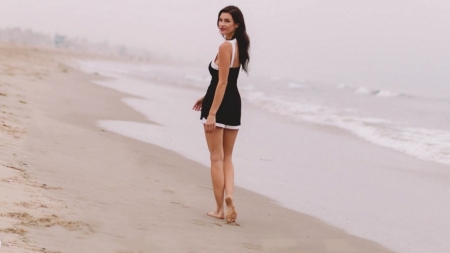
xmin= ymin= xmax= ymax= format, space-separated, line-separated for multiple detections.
xmin=201 ymin=118 xmax=240 ymax=130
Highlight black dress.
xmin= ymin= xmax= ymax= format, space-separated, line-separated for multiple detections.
xmin=200 ymin=63 xmax=241 ymax=128
xmin=200 ymin=39 xmax=241 ymax=129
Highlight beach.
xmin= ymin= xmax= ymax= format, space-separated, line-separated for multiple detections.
xmin=2 ymin=1 xmax=450 ymax=252
xmin=0 ymin=43 xmax=398 ymax=252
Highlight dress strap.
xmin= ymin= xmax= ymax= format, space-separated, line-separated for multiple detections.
xmin=229 ymin=39 xmax=236 ymax=68
xmin=211 ymin=39 xmax=237 ymax=70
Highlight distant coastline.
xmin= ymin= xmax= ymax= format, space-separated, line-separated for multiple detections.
xmin=0 ymin=27 xmax=152 ymax=61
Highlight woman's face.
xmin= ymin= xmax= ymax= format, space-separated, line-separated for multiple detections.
xmin=218 ymin=12 xmax=238 ymax=38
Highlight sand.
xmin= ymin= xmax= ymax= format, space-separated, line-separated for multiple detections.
xmin=0 ymin=43 xmax=394 ymax=252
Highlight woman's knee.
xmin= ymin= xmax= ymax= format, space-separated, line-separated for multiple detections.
xmin=210 ymin=152 xmax=224 ymax=163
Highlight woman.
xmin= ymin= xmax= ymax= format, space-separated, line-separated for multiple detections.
xmin=192 ymin=5 xmax=250 ymax=223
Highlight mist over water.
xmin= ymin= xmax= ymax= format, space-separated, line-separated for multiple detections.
xmin=1 ymin=0 xmax=449 ymax=92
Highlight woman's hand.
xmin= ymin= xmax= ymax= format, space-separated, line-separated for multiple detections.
xmin=192 ymin=97 xmax=204 ymax=111
xmin=205 ymin=115 xmax=216 ymax=133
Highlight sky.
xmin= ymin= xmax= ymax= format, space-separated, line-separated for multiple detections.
xmin=1 ymin=0 xmax=449 ymax=89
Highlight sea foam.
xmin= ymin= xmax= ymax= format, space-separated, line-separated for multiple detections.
xmin=243 ymin=90 xmax=450 ymax=166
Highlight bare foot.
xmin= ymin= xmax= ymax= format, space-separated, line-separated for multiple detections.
xmin=225 ymin=197 xmax=237 ymax=223
xmin=207 ymin=210 xmax=224 ymax=219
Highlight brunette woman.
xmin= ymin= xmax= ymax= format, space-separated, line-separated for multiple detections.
xmin=192 ymin=5 xmax=250 ymax=223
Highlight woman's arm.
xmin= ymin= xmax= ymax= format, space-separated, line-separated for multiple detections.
xmin=205 ymin=42 xmax=232 ymax=133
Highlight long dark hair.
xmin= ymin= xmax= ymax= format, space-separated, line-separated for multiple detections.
xmin=218 ymin=6 xmax=250 ymax=73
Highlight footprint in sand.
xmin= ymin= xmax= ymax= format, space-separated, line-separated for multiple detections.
xmin=191 ymin=219 xmax=224 ymax=228
xmin=191 ymin=219 xmax=206 ymax=226
xmin=170 ymin=202 xmax=189 ymax=209
xmin=242 ymin=243 xmax=262 ymax=250
xmin=162 ymin=189 xmax=174 ymax=194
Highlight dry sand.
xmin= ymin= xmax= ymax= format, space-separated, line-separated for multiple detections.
xmin=0 ymin=43 xmax=394 ymax=252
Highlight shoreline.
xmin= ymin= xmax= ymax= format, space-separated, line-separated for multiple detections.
xmin=0 ymin=43 xmax=394 ymax=252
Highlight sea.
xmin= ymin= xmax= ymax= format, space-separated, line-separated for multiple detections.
xmin=69 ymin=1 xmax=450 ymax=252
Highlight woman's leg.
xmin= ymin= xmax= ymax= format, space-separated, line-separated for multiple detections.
xmin=223 ymin=129 xmax=239 ymax=222
xmin=204 ymin=126 xmax=225 ymax=219
xmin=223 ymin=129 xmax=238 ymax=199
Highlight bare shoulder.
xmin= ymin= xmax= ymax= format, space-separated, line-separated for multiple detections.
xmin=218 ymin=41 xmax=232 ymax=52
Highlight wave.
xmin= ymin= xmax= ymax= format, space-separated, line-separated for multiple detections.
xmin=355 ymin=87 xmax=372 ymax=94
xmin=287 ymin=82 xmax=305 ymax=89
xmin=244 ymin=91 xmax=450 ymax=166
xmin=352 ymin=86 xmax=404 ymax=98
xmin=371 ymin=89 xmax=402 ymax=98
xmin=239 ymin=85 xmax=255 ymax=91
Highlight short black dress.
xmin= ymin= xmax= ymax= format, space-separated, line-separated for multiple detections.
xmin=200 ymin=39 xmax=241 ymax=129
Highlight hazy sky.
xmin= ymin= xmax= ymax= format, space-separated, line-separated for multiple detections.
xmin=1 ymin=0 xmax=449 ymax=89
